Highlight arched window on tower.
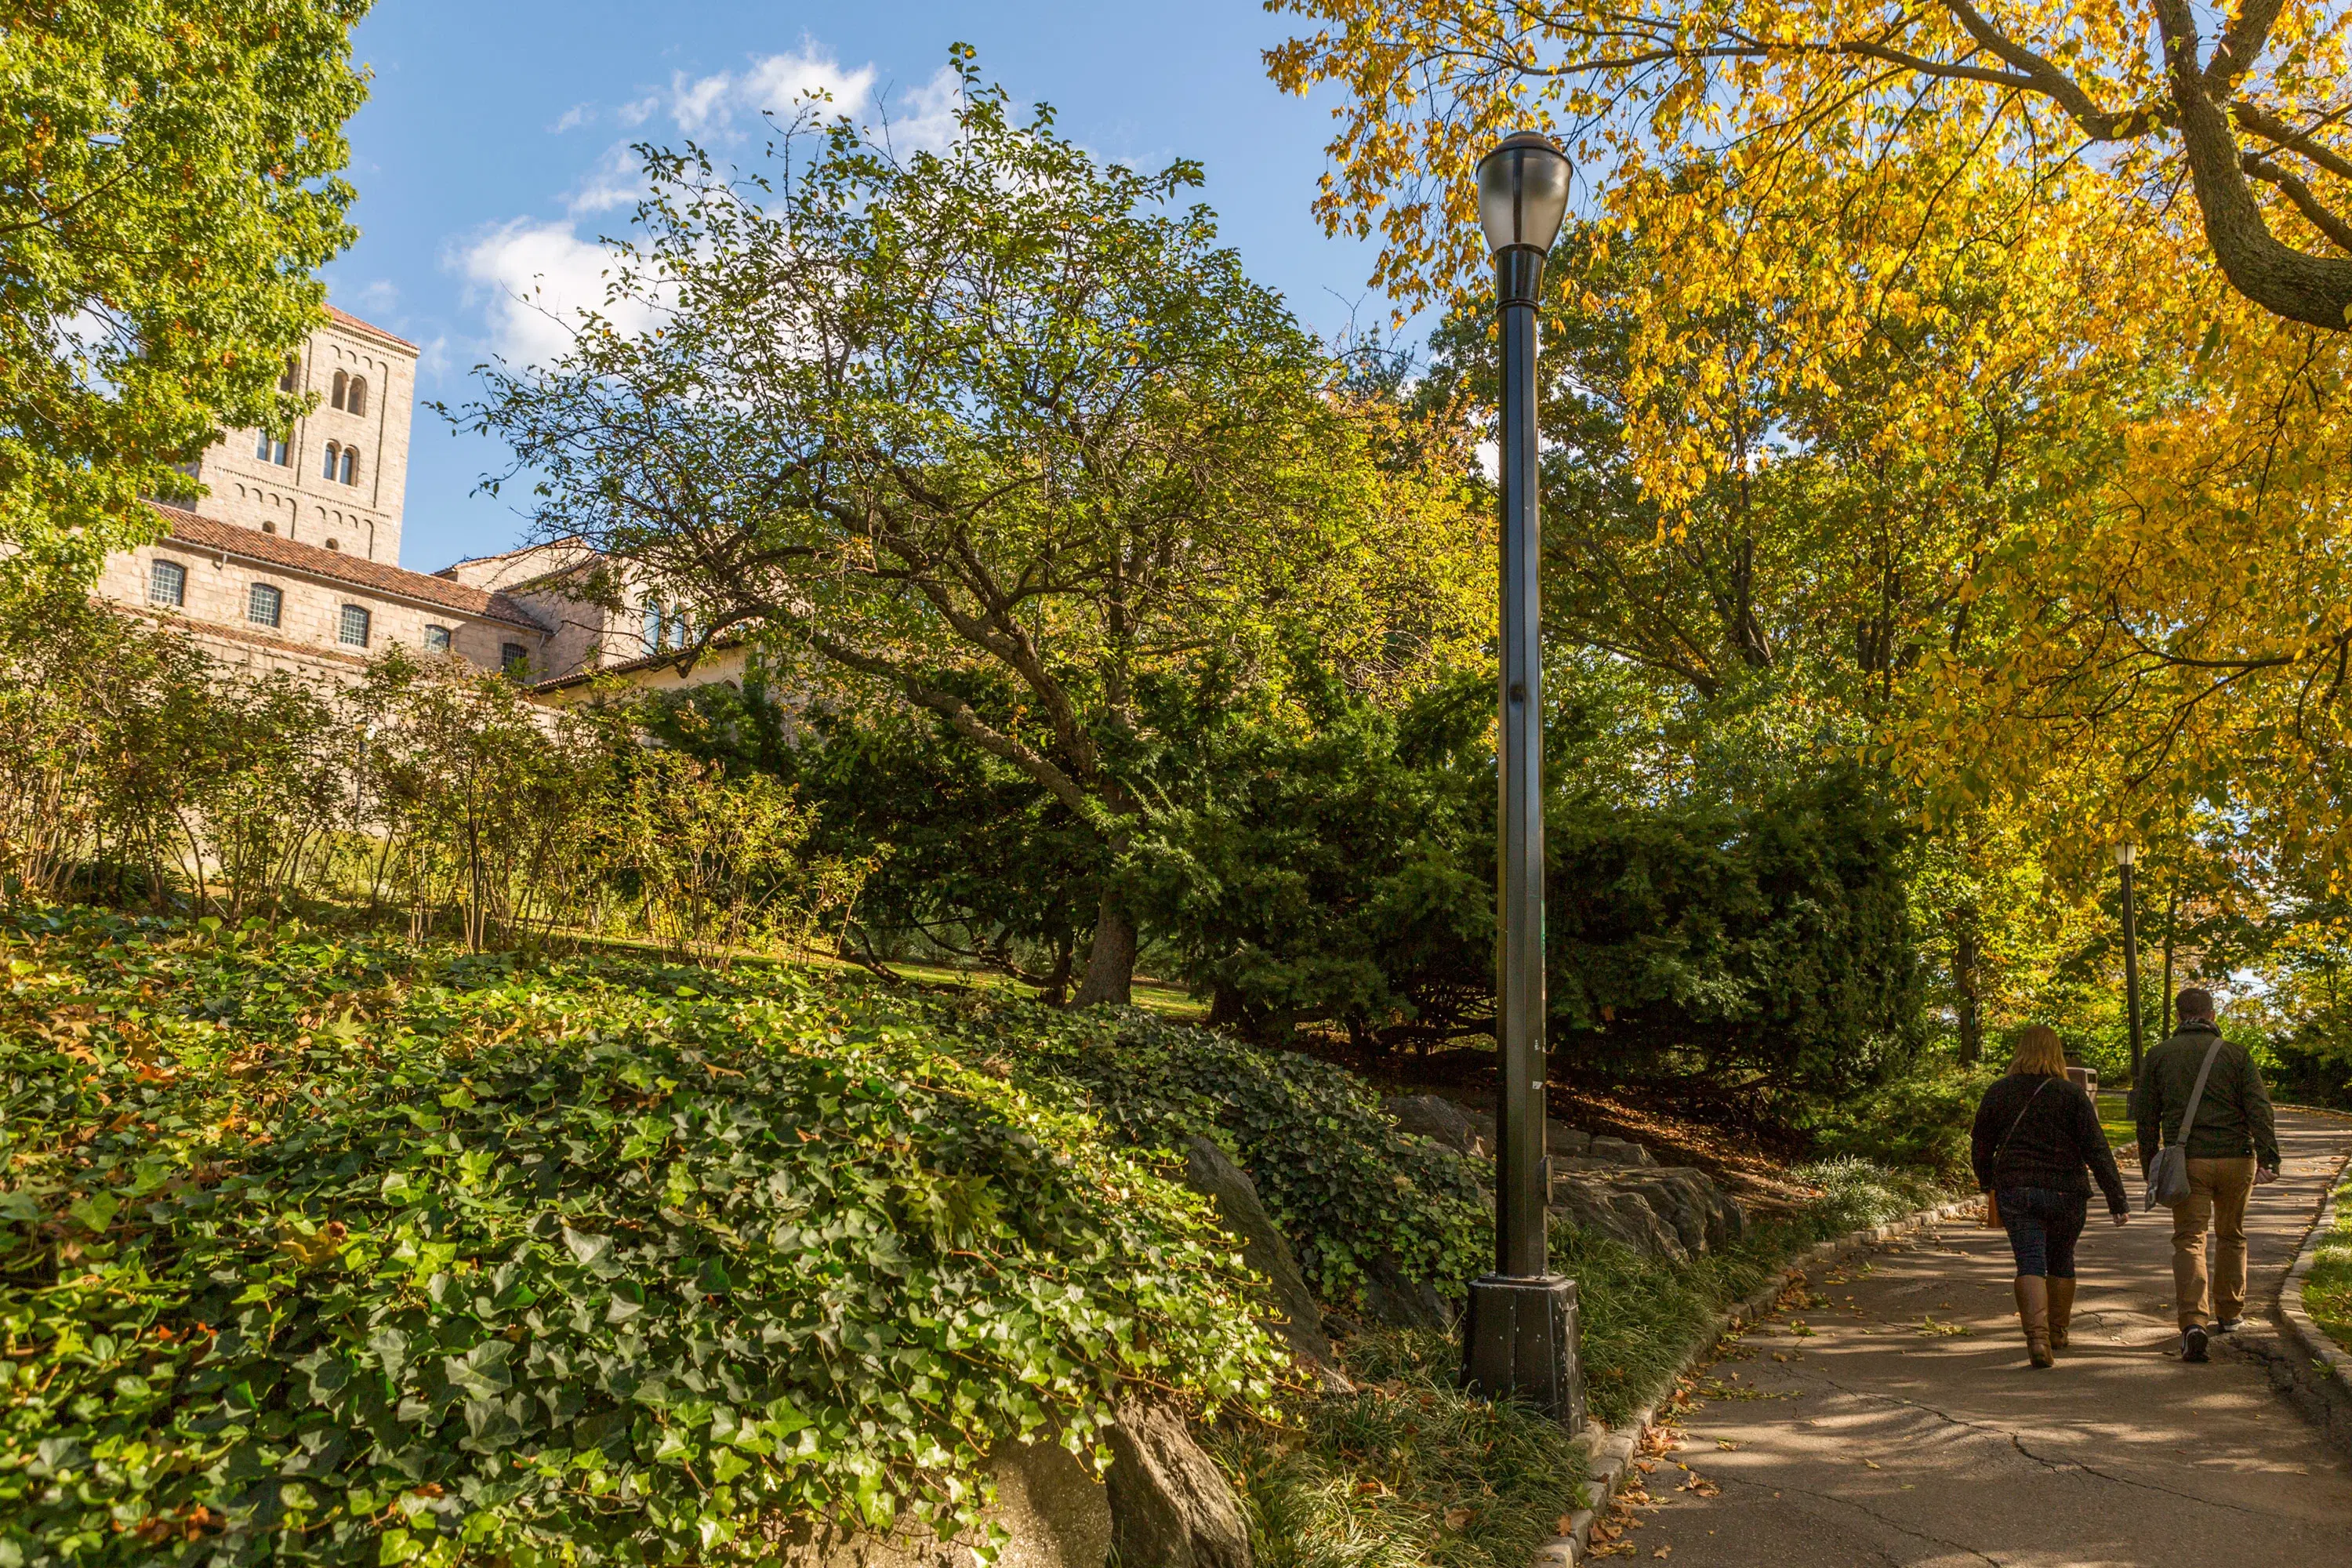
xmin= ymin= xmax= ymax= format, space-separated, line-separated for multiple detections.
xmin=278 ymin=358 xmax=299 ymax=394
xmin=332 ymin=370 xmax=348 ymax=410
xmin=321 ymin=442 xmax=340 ymax=481
xmin=347 ymin=376 xmax=367 ymax=416
xmin=340 ymin=448 xmax=358 ymax=485
xmin=256 ymin=430 xmax=273 ymax=460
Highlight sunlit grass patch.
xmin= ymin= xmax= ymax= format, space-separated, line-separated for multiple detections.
xmin=2303 ymin=1174 xmax=2352 ymax=1355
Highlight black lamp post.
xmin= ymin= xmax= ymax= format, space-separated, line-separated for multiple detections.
xmin=2114 ymin=843 xmax=2144 ymax=1093
xmin=1460 ymin=129 xmax=1583 ymax=1428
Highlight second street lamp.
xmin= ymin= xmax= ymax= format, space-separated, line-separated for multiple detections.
xmin=1460 ymin=129 xmax=1583 ymax=1428
xmin=2114 ymin=843 xmax=2144 ymax=1098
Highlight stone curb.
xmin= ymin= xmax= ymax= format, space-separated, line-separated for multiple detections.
xmin=2274 ymin=1152 xmax=2352 ymax=1428
xmin=1531 ymin=1196 xmax=1977 ymax=1566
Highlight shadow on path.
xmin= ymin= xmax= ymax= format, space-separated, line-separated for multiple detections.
xmin=1617 ymin=1111 xmax=2352 ymax=1568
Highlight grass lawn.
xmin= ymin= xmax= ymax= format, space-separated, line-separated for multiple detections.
xmin=2302 ymin=1171 xmax=2352 ymax=1355
xmin=2098 ymin=1091 xmax=2138 ymax=1155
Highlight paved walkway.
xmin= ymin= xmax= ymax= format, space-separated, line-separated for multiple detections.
xmin=1626 ymin=1110 xmax=2352 ymax=1568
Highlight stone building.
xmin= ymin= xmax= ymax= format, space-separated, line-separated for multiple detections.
xmin=100 ymin=304 xmax=738 ymax=699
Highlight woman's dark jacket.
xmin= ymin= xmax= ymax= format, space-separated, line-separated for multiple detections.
xmin=1970 ymin=1073 xmax=2129 ymax=1214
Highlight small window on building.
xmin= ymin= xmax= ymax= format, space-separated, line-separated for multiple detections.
xmin=147 ymin=558 xmax=186 ymax=608
xmin=424 ymin=624 xmax=452 ymax=652
xmin=501 ymin=642 xmax=528 ymax=677
xmin=347 ymin=376 xmax=367 ymax=416
xmin=642 ymin=601 xmax=663 ymax=653
xmin=278 ymin=358 xmax=299 ymax=394
xmin=256 ymin=430 xmax=274 ymax=460
xmin=261 ymin=521 xmax=277 ymax=534
xmin=332 ymin=370 xmax=348 ymax=410
xmin=324 ymin=537 xmax=339 ymax=552
xmin=322 ymin=441 xmax=340 ymax=481
xmin=339 ymin=604 xmax=371 ymax=648
xmin=339 ymin=448 xmax=358 ymax=485
xmin=274 ymin=437 xmax=289 ymax=466
xmin=248 ymin=582 xmax=283 ymax=629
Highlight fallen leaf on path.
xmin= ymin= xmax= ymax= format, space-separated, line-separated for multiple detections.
xmin=1653 ymin=1548 xmax=1672 ymax=1559
xmin=1863 ymin=1460 xmax=1880 ymax=1470
xmin=1715 ymin=1439 xmax=1738 ymax=1450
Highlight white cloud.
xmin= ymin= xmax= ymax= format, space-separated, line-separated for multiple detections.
xmin=669 ymin=42 xmax=877 ymax=136
xmin=453 ymin=219 xmax=658 ymax=367
xmin=550 ymin=103 xmax=595 ymax=134
xmin=617 ymin=95 xmax=659 ymax=128
xmin=353 ymin=278 xmax=401 ymax=315
xmin=566 ymin=142 xmax=645 ymax=216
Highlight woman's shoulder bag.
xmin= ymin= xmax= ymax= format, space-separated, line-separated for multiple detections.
xmin=1984 ymin=1078 xmax=2052 ymax=1229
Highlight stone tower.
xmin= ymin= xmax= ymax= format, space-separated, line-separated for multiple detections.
xmin=190 ymin=307 xmax=419 ymax=564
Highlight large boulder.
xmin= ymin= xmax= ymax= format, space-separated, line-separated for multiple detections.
xmin=1179 ymin=1135 xmax=1334 ymax=1370
xmin=1105 ymin=1399 xmax=1251 ymax=1568
xmin=1546 ymin=1120 xmax=1593 ymax=1157
xmin=1358 ymin=1250 xmax=1452 ymax=1330
xmin=1586 ymin=1134 xmax=1657 ymax=1167
xmin=1550 ymin=1164 xmax=1744 ymax=1263
xmin=1387 ymin=1094 xmax=1490 ymax=1157
xmin=1549 ymin=1174 xmax=1690 ymax=1261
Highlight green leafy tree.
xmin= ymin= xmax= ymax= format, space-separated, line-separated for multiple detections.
xmin=452 ymin=53 xmax=1484 ymax=1005
xmin=1 ymin=0 xmax=372 ymax=579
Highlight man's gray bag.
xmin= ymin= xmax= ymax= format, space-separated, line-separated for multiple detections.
xmin=2145 ymin=1039 xmax=2226 ymax=1211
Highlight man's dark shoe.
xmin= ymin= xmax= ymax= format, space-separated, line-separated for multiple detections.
xmin=2212 ymin=1317 xmax=2246 ymax=1334
xmin=2182 ymin=1324 xmax=2210 ymax=1363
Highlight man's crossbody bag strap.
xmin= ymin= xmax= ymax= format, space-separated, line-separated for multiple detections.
xmin=1984 ymin=1080 xmax=2052 ymax=1229
xmin=2145 ymin=1040 xmax=2226 ymax=1212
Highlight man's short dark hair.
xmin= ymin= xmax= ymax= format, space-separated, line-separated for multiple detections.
xmin=2177 ymin=987 xmax=2217 ymax=1021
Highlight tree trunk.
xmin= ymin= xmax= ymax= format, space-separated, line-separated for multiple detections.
xmin=1954 ymin=913 xmax=1984 ymax=1066
xmin=1073 ymin=893 xmax=1137 ymax=1007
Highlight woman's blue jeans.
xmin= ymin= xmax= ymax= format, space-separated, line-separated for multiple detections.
xmin=1997 ymin=1186 xmax=2089 ymax=1278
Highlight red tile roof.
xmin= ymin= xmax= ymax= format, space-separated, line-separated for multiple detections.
xmin=148 ymin=504 xmax=551 ymax=633
xmin=325 ymin=305 xmax=419 ymax=353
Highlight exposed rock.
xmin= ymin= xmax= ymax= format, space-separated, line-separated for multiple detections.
xmin=773 ymin=1443 xmax=1109 ymax=1567
xmin=1550 ymin=1163 xmax=1744 ymax=1263
xmin=1387 ymin=1094 xmax=1490 ymax=1158
xmin=1545 ymin=1120 xmax=1593 ymax=1157
xmin=1548 ymin=1175 xmax=1688 ymax=1261
xmin=1105 ymin=1399 xmax=1251 ymax=1568
xmin=1617 ymin=1167 xmax=1744 ymax=1254
xmin=1359 ymin=1252 xmax=1451 ymax=1330
xmin=1179 ymin=1136 xmax=1334 ymax=1370
xmin=1586 ymin=1134 xmax=1657 ymax=1167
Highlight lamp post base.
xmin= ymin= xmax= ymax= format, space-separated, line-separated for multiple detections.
xmin=1461 ymin=1273 xmax=1584 ymax=1428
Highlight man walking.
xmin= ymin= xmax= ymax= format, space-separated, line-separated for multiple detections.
xmin=2136 ymin=988 xmax=2281 ymax=1363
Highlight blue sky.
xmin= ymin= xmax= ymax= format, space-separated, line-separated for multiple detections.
xmin=322 ymin=2 xmax=1394 ymax=572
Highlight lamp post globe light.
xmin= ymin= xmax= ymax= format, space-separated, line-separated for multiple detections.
xmin=1461 ymin=130 xmax=1584 ymax=1428
xmin=2112 ymin=843 xmax=2145 ymax=1096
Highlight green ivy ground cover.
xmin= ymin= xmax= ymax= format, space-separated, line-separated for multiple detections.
xmin=0 ymin=909 xmax=1294 ymax=1566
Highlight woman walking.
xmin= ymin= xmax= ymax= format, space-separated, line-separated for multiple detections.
xmin=1971 ymin=1025 xmax=2130 ymax=1367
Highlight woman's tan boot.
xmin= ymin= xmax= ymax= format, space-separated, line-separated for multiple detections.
xmin=2014 ymin=1276 xmax=2053 ymax=1368
xmin=2049 ymin=1277 xmax=2077 ymax=1352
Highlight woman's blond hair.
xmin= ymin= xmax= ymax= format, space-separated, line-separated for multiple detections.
xmin=2008 ymin=1024 xmax=2069 ymax=1079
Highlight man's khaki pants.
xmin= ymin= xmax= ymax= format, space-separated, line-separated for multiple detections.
xmin=2168 ymin=1156 xmax=2257 ymax=1327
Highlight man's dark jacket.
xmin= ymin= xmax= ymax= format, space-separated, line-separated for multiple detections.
xmin=2135 ymin=1019 xmax=2281 ymax=1170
